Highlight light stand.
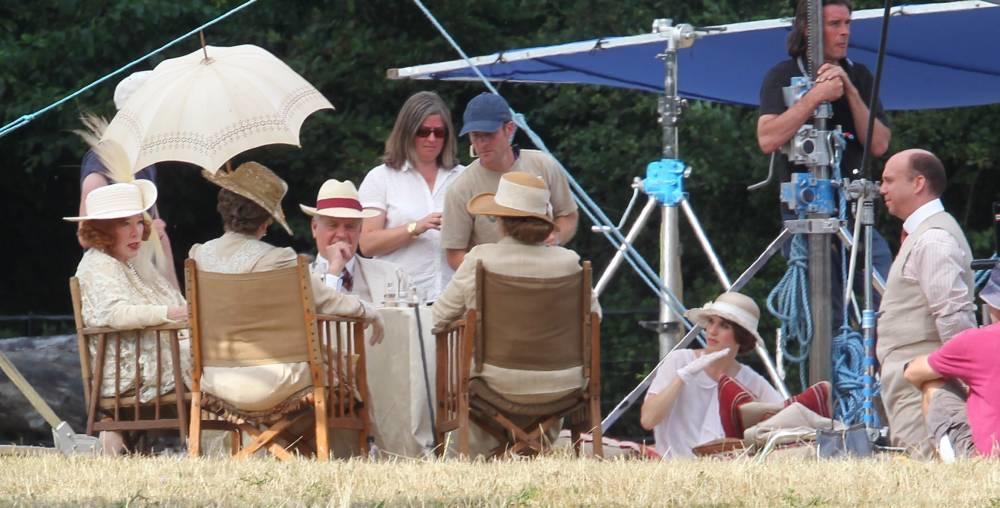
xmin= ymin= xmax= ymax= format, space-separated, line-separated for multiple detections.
xmin=652 ymin=18 xmax=687 ymax=357
xmin=844 ymin=178 xmax=881 ymax=434
xmin=596 ymin=21 xmax=791 ymax=433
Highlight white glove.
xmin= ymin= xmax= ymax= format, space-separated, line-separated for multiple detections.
xmin=359 ymin=300 xmax=385 ymax=345
xmin=677 ymin=348 xmax=730 ymax=383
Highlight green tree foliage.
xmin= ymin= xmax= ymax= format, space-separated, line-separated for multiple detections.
xmin=1 ymin=0 xmax=996 ymax=438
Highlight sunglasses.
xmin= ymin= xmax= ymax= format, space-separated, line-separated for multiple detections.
xmin=415 ymin=127 xmax=447 ymax=138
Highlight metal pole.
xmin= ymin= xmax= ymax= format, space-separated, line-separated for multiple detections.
xmin=807 ymin=213 xmax=833 ymax=383
xmin=836 ymin=226 xmax=886 ymax=295
xmin=860 ymin=197 xmax=878 ymax=432
xmin=805 ymin=0 xmax=832 ymax=384
xmin=655 ymin=21 xmax=685 ymax=358
xmin=659 ymin=206 xmax=684 ymax=357
xmin=594 ymin=198 xmax=659 ymax=297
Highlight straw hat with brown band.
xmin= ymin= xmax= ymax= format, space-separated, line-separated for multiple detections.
xmin=466 ymin=171 xmax=557 ymax=226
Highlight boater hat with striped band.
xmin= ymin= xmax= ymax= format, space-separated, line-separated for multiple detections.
xmin=684 ymin=292 xmax=764 ymax=354
xmin=300 ymin=179 xmax=378 ymax=219
xmin=466 ymin=171 xmax=555 ymax=225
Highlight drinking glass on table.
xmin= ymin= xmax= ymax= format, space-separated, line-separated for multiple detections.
xmin=383 ymin=281 xmax=397 ymax=307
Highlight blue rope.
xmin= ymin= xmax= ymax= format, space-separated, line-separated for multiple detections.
xmin=0 ymin=0 xmax=259 ymax=139
xmin=409 ymin=0 xmax=702 ymax=342
xmin=767 ymin=232 xmax=812 ymax=389
xmin=764 ymin=129 xmax=881 ymax=425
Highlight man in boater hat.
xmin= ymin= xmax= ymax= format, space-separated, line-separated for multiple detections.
xmin=301 ymin=179 xmax=409 ymax=305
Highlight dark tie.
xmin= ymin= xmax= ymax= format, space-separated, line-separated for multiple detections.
xmin=341 ymin=269 xmax=354 ymax=292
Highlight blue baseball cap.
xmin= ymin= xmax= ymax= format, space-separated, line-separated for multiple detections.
xmin=459 ymin=92 xmax=512 ymax=136
xmin=982 ymin=264 xmax=1000 ymax=310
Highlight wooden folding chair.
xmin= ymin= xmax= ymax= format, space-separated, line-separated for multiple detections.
xmin=185 ymin=256 xmax=370 ymax=461
xmin=70 ymin=277 xmax=196 ymax=450
xmin=434 ymin=260 xmax=603 ymax=458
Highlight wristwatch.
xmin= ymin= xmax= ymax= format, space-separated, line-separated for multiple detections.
xmin=407 ymin=222 xmax=420 ymax=237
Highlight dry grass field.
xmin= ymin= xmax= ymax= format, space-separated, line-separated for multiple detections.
xmin=2 ymin=452 xmax=1000 ymax=507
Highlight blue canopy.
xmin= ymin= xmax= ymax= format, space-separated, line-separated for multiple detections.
xmin=389 ymin=1 xmax=1000 ymax=110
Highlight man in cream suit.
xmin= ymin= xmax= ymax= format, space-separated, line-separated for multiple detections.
xmin=189 ymin=162 xmax=384 ymax=415
xmin=877 ymin=149 xmax=976 ymax=458
xmin=301 ymin=179 xmax=410 ymax=305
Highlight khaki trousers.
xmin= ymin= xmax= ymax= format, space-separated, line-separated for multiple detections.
xmin=880 ymin=342 xmax=939 ymax=459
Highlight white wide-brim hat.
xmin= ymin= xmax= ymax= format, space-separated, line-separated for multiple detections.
xmin=466 ymin=171 xmax=555 ymax=225
xmin=113 ymin=70 xmax=153 ymax=111
xmin=63 ymin=180 xmax=157 ymax=222
xmin=684 ymin=291 xmax=764 ymax=354
xmin=300 ymin=179 xmax=379 ymax=219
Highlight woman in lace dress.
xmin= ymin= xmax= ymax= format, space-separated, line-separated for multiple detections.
xmin=66 ymin=181 xmax=189 ymax=447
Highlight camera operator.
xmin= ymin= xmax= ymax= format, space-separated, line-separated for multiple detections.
xmin=756 ymin=0 xmax=893 ymax=325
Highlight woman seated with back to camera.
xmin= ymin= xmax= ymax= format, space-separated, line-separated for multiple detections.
xmin=67 ymin=179 xmax=189 ymax=454
xmin=640 ymin=292 xmax=833 ymax=458
xmin=431 ymin=171 xmax=600 ymax=455
xmin=188 ymin=161 xmax=384 ymax=413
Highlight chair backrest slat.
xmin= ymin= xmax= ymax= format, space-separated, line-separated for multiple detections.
xmin=190 ymin=261 xmax=311 ymax=367
xmin=69 ymin=278 xmax=92 ymax=407
xmin=477 ymin=261 xmax=585 ymax=371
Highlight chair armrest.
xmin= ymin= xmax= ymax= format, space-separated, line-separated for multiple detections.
xmin=79 ymin=321 xmax=190 ymax=335
xmin=433 ymin=318 xmax=465 ymax=336
xmin=315 ymin=314 xmax=365 ymax=324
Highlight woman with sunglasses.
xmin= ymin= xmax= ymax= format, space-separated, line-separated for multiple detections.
xmin=358 ymin=91 xmax=465 ymax=302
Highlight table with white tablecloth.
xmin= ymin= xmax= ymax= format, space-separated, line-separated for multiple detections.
xmin=364 ymin=305 xmax=437 ymax=457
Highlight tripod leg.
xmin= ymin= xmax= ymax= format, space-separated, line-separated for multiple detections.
xmin=680 ymin=199 xmax=732 ymax=288
xmin=594 ymin=197 xmax=659 ymax=297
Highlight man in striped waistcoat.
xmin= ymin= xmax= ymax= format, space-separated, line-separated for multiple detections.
xmin=877 ymin=148 xmax=977 ymax=458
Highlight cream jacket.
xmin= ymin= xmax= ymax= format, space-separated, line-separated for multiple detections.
xmin=75 ymin=248 xmax=187 ymax=402
xmin=188 ymin=232 xmax=375 ymax=411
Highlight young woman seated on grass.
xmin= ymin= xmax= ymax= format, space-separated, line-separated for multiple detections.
xmin=640 ymin=292 xmax=832 ymax=458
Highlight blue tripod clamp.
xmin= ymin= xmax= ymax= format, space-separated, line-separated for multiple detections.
xmin=780 ymin=172 xmax=836 ymax=216
xmin=643 ymin=158 xmax=686 ymax=206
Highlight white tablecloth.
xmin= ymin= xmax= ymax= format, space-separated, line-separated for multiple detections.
xmin=365 ymin=306 xmax=436 ymax=457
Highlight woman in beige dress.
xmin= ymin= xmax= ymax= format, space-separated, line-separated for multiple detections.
xmin=66 ymin=180 xmax=188 ymax=453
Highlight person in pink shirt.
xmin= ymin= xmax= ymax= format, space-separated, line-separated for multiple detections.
xmin=904 ymin=264 xmax=1000 ymax=459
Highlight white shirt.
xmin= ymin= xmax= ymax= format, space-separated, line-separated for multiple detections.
xmin=311 ymin=255 xmax=356 ymax=292
xmin=901 ymin=199 xmax=977 ymax=341
xmin=358 ymin=161 xmax=464 ymax=301
xmin=645 ymin=349 xmax=782 ymax=458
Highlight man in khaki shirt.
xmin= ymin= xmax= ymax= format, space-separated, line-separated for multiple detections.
xmin=440 ymin=92 xmax=578 ymax=269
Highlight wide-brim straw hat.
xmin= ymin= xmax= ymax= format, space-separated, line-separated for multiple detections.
xmin=63 ymin=180 xmax=157 ymax=222
xmin=684 ymin=291 xmax=764 ymax=354
xmin=202 ymin=161 xmax=292 ymax=235
xmin=466 ymin=171 xmax=555 ymax=225
xmin=299 ymin=179 xmax=378 ymax=219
